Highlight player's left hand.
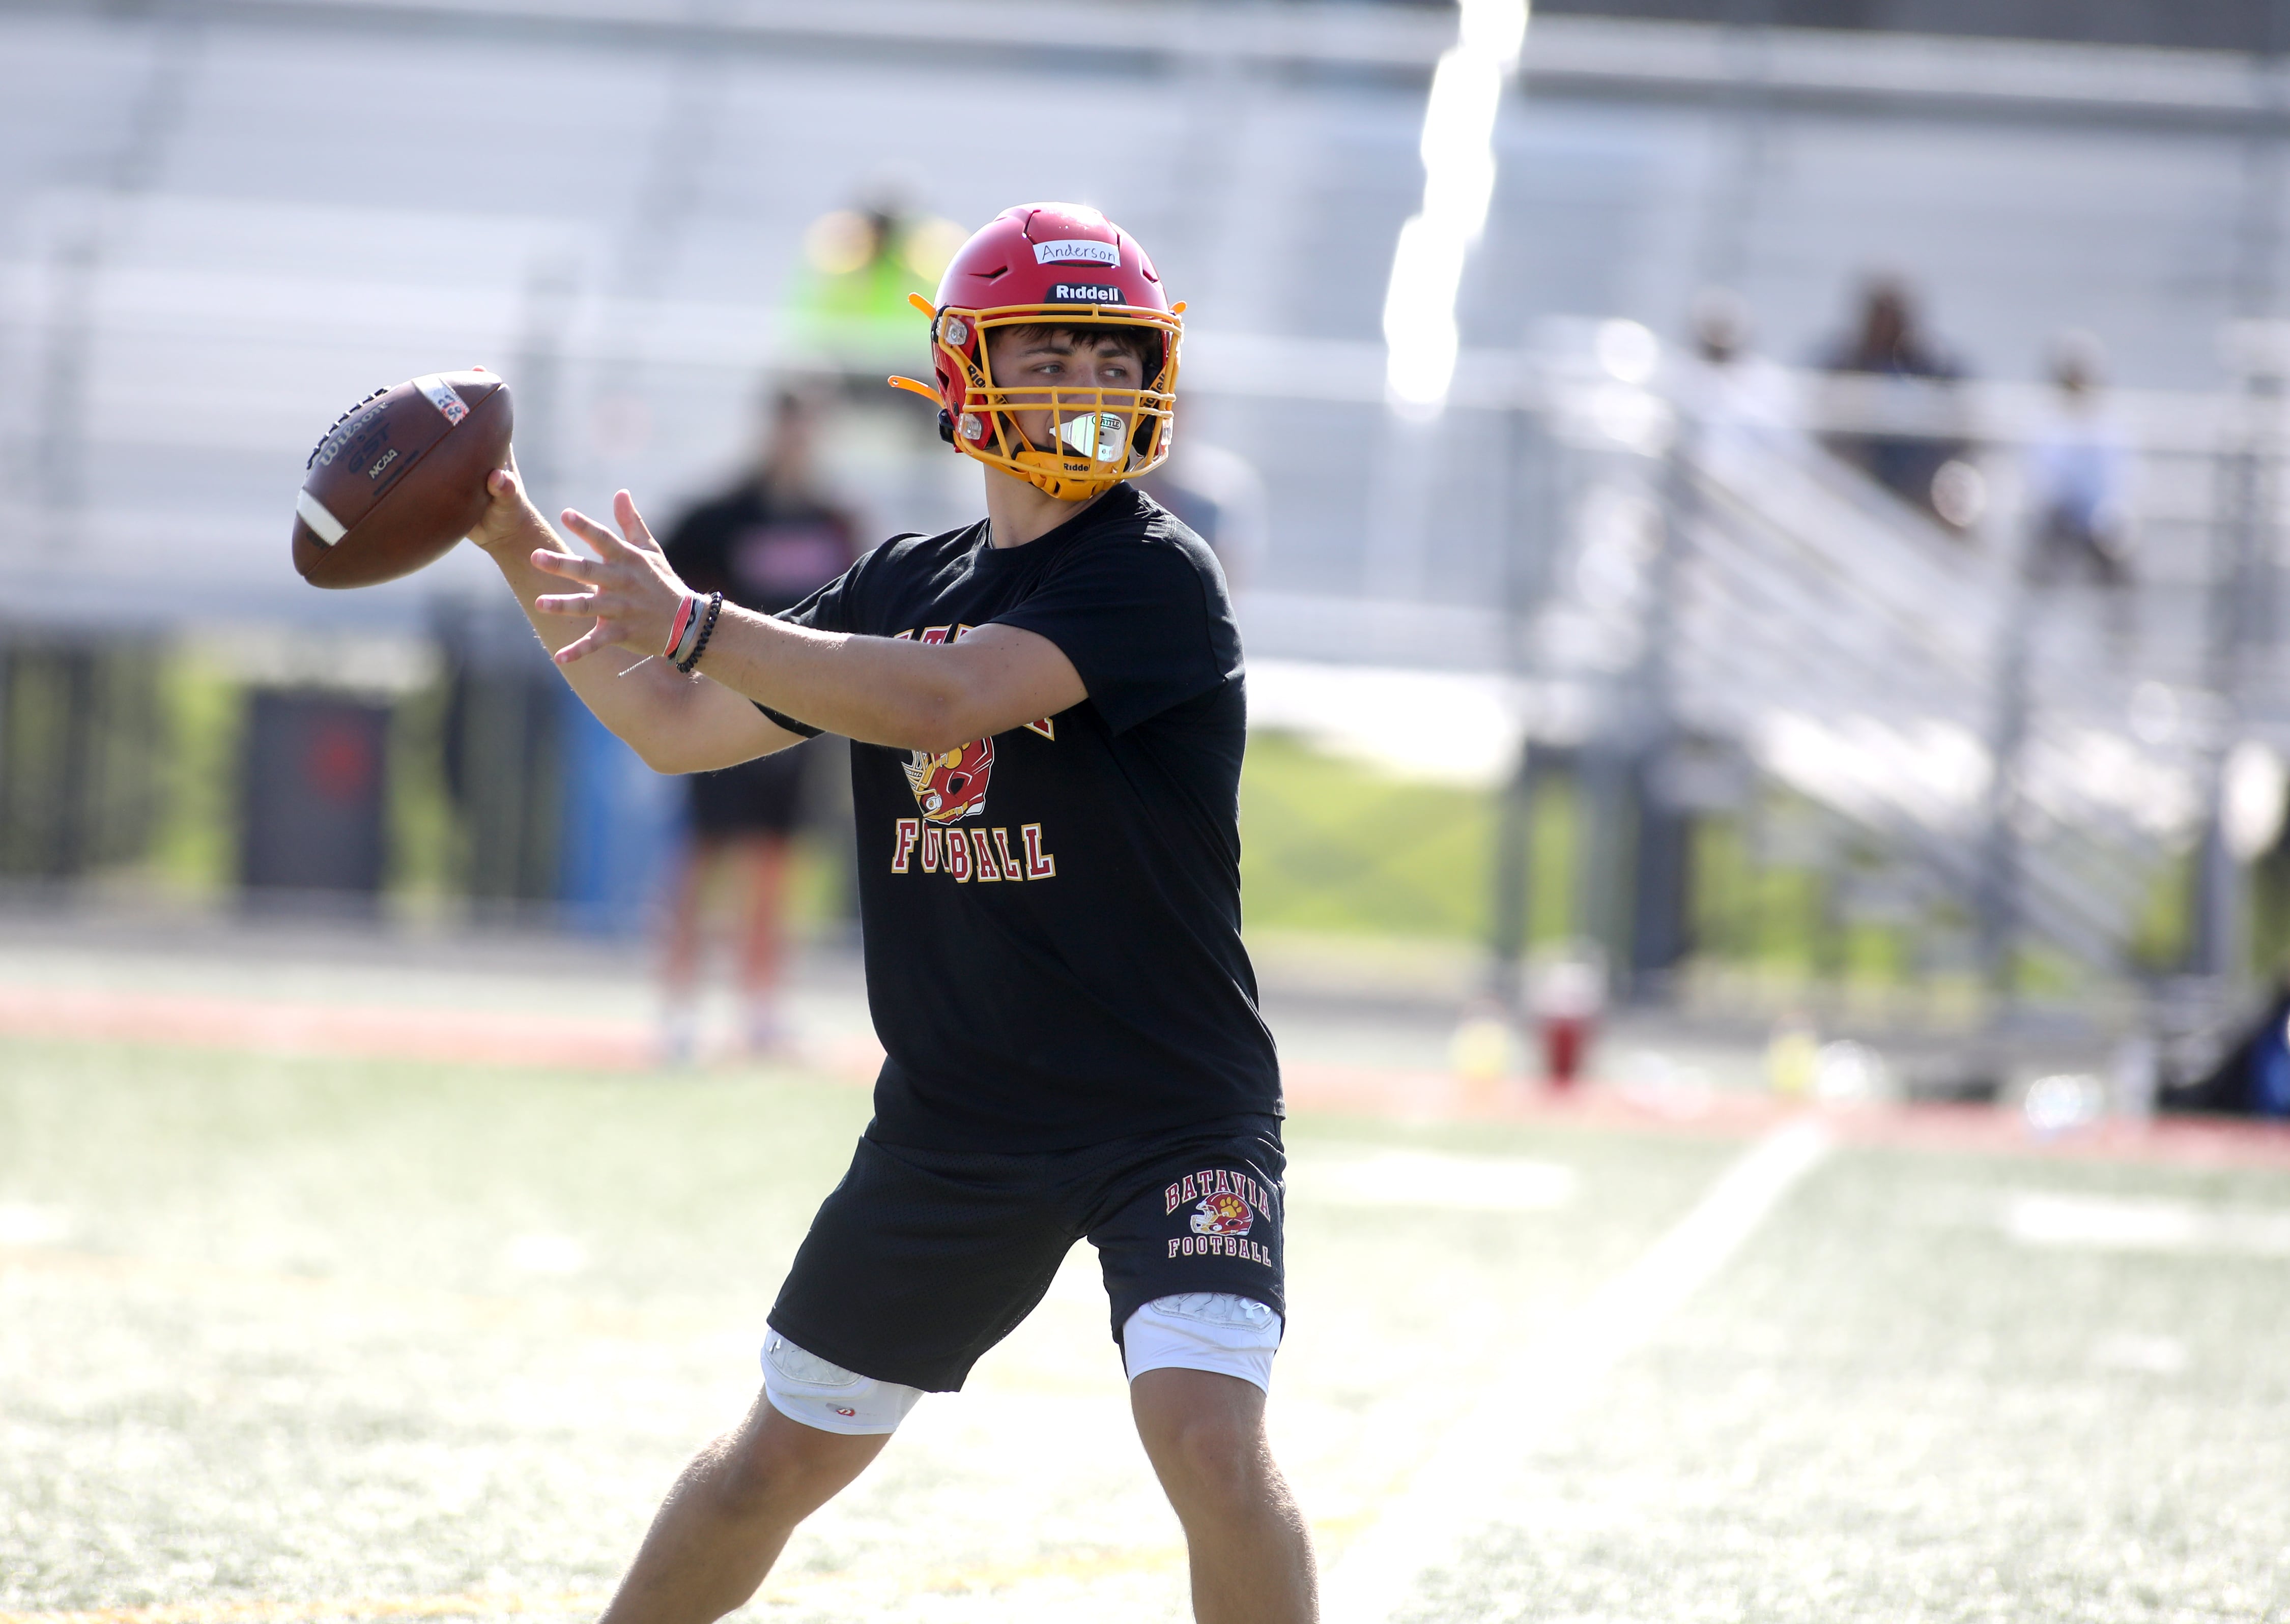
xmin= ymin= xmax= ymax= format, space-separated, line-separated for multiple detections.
xmin=535 ymin=490 xmax=690 ymax=666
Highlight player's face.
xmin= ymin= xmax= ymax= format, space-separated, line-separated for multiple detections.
xmin=986 ymin=329 xmax=1145 ymax=457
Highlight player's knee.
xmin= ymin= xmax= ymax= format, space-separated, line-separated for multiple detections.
xmin=702 ymin=1434 xmax=781 ymax=1523
xmin=710 ymin=1423 xmax=796 ymax=1518
xmin=710 ymin=1410 xmax=852 ymax=1520
xmin=1139 ymin=1388 xmax=1268 ymax=1511
xmin=1172 ymin=1412 xmax=1269 ymax=1510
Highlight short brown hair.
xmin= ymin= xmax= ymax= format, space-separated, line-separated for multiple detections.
xmin=991 ymin=322 xmax=1160 ymax=372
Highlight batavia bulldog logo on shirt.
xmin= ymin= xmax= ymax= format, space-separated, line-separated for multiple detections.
xmin=886 ymin=623 xmax=1062 ymax=881
xmin=902 ymin=740 xmax=994 ymax=823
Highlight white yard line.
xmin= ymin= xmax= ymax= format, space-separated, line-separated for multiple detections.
xmin=1323 ymin=1117 xmax=1834 ymax=1624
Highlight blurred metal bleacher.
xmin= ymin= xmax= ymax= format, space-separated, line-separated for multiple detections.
xmin=5 ymin=0 xmax=2290 ymax=995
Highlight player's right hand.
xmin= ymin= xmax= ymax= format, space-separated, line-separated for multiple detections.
xmin=468 ymin=451 xmax=547 ymax=556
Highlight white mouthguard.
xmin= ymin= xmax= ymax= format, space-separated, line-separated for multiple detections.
xmin=1060 ymin=412 xmax=1127 ymax=463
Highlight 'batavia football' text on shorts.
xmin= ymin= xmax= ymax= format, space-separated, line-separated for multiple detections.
xmin=766 ymin=1115 xmax=1286 ymax=1395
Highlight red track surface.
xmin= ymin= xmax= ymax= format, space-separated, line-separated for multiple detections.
xmin=7 ymin=982 xmax=2290 ymax=1170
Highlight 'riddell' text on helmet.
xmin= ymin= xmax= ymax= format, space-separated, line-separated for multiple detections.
xmin=888 ymin=203 xmax=1183 ymax=502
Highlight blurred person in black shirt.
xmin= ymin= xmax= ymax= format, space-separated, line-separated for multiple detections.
xmin=657 ymin=385 xmax=860 ymax=1057
xmin=1820 ymin=275 xmax=1980 ymax=531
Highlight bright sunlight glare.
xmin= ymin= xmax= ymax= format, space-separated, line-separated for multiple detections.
xmin=1382 ymin=0 xmax=1530 ymax=416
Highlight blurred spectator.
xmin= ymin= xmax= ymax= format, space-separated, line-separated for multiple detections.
xmin=2023 ymin=331 xmax=2134 ymax=593
xmin=1693 ymin=285 xmax=1750 ymax=367
xmin=1136 ymin=404 xmax=1268 ymax=587
xmin=1818 ymin=275 xmax=1979 ymax=531
xmin=657 ymin=385 xmax=861 ymax=1059
xmin=783 ymin=186 xmax=964 ymax=375
xmin=1687 ymin=286 xmax=1796 ymax=434
xmin=2163 ymin=978 xmax=2290 ymax=1118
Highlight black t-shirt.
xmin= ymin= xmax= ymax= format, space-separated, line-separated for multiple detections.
xmin=759 ymin=483 xmax=1281 ymax=1151
xmin=663 ymin=481 xmax=859 ymax=616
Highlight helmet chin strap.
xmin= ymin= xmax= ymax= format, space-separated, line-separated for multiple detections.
xmin=1010 ymin=453 xmax=1119 ymax=502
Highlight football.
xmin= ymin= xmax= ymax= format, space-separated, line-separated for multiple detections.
xmin=291 ymin=368 xmax=513 ymax=589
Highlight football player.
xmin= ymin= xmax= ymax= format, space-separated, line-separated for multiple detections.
xmin=470 ymin=202 xmax=1313 ymax=1624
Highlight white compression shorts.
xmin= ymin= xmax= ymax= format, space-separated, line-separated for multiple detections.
xmin=761 ymin=1292 xmax=1284 ymax=1438
xmin=760 ymin=1330 xmax=927 ymax=1436
xmin=1120 ymin=1290 xmax=1282 ymax=1390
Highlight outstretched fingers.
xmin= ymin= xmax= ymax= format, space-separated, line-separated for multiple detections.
xmin=558 ymin=494 xmax=657 ymax=557
xmin=553 ymin=618 xmax=621 ymax=665
xmin=532 ymin=546 xmax=602 ymax=583
xmin=517 ymin=489 xmax=678 ymax=666
xmin=613 ymin=489 xmax=661 ymax=552
xmin=560 ymin=507 xmax=625 ymax=555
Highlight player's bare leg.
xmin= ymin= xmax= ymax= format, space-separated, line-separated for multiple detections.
xmin=658 ymin=838 xmax=720 ymax=1061
xmin=733 ymin=832 xmax=793 ymax=1050
xmin=1131 ymin=1367 xmax=1318 ymax=1624
xmin=598 ymin=1390 xmax=888 ymax=1624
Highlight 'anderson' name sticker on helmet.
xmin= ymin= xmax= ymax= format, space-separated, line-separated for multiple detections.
xmin=1034 ymin=239 xmax=1120 ymax=266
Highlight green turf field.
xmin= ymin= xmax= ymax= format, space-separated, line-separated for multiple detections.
xmin=4 ymin=1035 xmax=2287 ymax=1622
xmin=1401 ymin=1141 xmax=2290 ymax=1624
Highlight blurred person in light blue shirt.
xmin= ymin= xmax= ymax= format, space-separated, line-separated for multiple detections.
xmin=1136 ymin=402 xmax=1268 ymax=590
xmin=2024 ymin=331 xmax=2134 ymax=594
xmin=1690 ymin=286 xmax=1800 ymax=442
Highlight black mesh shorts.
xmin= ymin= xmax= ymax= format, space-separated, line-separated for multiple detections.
xmin=687 ymin=739 xmax=811 ymax=836
xmin=766 ymin=1116 xmax=1285 ymax=1392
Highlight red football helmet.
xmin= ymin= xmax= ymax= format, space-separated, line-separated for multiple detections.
xmin=902 ymin=737 xmax=995 ymax=824
xmin=890 ymin=202 xmax=1183 ymax=501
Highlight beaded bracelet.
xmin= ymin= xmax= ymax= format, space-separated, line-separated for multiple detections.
xmin=676 ymin=591 xmax=724 ymax=677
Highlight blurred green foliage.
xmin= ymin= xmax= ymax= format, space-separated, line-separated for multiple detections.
xmin=1238 ymin=731 xmax=1496 ymax=941
xmin=383 ymin=675 xmax=463 ymax=907
xmin=60 ymin=655 xmax=2231 ymax=1001
xmin=143 ymin=651 xmax=239 ymax=897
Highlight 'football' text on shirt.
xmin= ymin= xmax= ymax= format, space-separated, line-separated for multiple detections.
xmin=891 ymin=820 xmax=1057 ymax=882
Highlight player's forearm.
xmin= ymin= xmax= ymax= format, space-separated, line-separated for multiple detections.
xmin=482 ymin=482 xmax=1072 ymax=760
xmin=471 ymin=510 xmax=718 ymax=755
xmin=690 ymin=606 xmax=979 ymax=752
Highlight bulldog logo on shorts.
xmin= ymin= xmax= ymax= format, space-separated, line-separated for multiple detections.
xmin=1191 ymin=1190 xmax=1253 ymax=1237
xmin=902 ymin=738 xmax=994 ymax=823
xmin=1164 ymin=1169 xmax=1275 ymax=1265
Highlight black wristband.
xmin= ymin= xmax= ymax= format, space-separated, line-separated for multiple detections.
xmin=676 ymin=591 xmax=724 ymax=676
